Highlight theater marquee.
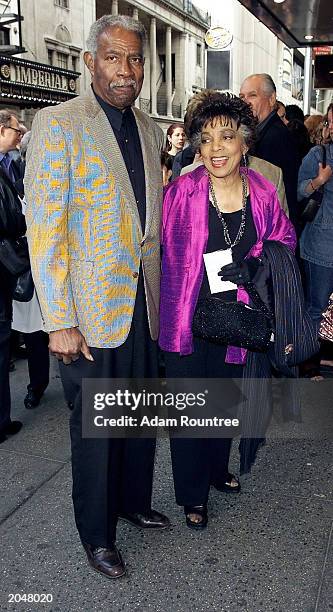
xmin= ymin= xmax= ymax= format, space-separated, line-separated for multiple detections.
xmin=0 ymin=55 xmax=80 ymax=107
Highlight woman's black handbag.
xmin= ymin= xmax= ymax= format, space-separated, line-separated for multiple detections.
xmin=192 ymin=282 xmax=273 ymax=352
xmin=0 ymin=236 xmax=34 ymax=302
xmin=0 ymin=236 xmax=30 ymax=275
xmin=12 ymin=268 xmax=34 ymax=302
xmin=301 ymin=144 xmax=326 ymax=223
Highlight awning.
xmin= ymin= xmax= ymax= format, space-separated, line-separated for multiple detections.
xmin=237 ymin=0 xmax=333 ymax=48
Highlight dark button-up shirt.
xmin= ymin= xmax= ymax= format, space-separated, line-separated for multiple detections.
xmin=94 ymin=91 xmax=146 ymax=232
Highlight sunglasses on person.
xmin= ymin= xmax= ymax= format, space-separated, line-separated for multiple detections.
xmin=6 ymin=126 xmax=23 ymax=136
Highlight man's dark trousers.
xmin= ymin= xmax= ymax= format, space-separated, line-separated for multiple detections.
xmin=59 ymin=276 xmax=157 ymax=548
xmin=0 ymin=321 xmax=12 ymax=432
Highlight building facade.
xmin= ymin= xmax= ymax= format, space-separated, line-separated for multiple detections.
xmin=195 ymin=0 xmax=332 ymax=115
xmin=0 ymin=0 xmax=209 ymax=128
xmin=0 ymin=0 xmax=94 ymax=125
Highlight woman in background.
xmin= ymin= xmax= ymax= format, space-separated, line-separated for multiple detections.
xmin=299 ymin=103 xmax=333 ymax=378
xmin=304 ymin=114 xmax=324 ymax=146
xmin=165 ymin=123 xmax=185 ymax=160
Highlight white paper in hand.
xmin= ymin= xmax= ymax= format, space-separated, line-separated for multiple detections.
xmin=203 ymin=248 xmax=237 ymax=293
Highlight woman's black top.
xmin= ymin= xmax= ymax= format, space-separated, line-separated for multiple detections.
xmin=198 ymin=196 xmax=257 ymax=302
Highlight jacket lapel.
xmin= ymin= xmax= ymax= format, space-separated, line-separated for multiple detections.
xmin=133 ymin=107 xmax=159 ymax=238
xmin=82 ymin=89 xmax=142 ymax=233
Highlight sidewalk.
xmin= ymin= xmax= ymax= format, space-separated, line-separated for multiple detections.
xmin=0 ymin=358 xmax=332 ymax=612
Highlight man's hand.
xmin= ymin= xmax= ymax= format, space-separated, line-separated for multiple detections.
xmin=49 ymin=328 xmax=94 ymax=365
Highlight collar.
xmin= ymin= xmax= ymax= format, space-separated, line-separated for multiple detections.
xmin=257 ymin=110 xmax=276 ymax=134
xmin=93 ymin=87 xmax=131 ymax=131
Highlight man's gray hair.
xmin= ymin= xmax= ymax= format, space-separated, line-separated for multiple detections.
xmin=86 ymin=14 xmax=147 ymax=57
xmin=0 ymin=108 xmax=17 ymax=127
xmin=251 ymin=73 xmax=276 ymax=97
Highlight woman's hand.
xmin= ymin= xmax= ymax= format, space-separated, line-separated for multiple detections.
xmin=218 ymin=257 xmax=261 ymax=285
xmin=307 ymin=163 xmax=333 ymax=193
xmin=316 ymin=162 xmax=332 ymax=187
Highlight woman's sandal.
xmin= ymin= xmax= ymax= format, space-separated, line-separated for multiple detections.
xmin=213 ymin=473 xmax=241 ymax=494
xmin=184 ymin=505 xmax=208 ymax=530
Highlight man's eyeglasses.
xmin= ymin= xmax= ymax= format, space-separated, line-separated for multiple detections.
xmin=6 ymin=126 xmax=23 ymax=137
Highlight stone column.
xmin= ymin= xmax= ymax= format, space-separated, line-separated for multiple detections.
xmin=180 ymin=32 xmax=188 ymax=118
xmin=166 ymin=26 xmax=172 ymax=118
xmin=111 ymin=0 xmax=118 ymax=16
xmin=132 ymin=7 xmax=139 ymax=20
xmin=150 ymin=17 xmax=157 ymax=115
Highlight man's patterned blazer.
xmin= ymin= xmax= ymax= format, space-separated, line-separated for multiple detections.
xmin=24 ymin=87 xmax=164 ymax=348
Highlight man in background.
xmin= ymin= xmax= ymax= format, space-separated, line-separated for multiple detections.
xmin=240 ymin=73 xmax=298 ymax=226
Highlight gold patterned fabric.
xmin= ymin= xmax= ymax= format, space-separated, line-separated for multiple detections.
xmin=24 ymin=88 xmax=164 ymax=348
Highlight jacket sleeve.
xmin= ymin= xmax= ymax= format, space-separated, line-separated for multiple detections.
xmin=276 ymin=168 xmax=289 ymax=217
xmin=24 ymin=110 xmax=78 ymax=332
xmin=0 ymin=170 xmax=26 ymax=239
xmin=297 ymin=146 xmax=322 ymax=200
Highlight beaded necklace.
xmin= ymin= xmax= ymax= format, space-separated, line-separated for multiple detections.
xmin=208 ymin=173 xmax=247 ymax=248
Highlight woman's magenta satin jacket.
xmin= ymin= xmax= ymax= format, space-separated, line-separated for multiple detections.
xmin=159 ymin=164 xmax=296 ymax=363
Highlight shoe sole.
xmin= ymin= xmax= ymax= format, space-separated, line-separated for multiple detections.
xmin=186 ymin=520 xmax=208 ymax=531
xmin=87 ymin=559 xmax=126 ymax=580
xmin=118 ymin=516 xmax=170 ymax=530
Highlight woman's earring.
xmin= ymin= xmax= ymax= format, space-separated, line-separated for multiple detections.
xmin=242 ymin=152 xmax=248 ymax=167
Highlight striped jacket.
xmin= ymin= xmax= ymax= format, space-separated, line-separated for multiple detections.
xmin=24 ymin=88 xmax=164 ymax=347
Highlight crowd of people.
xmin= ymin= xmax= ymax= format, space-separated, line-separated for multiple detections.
xmin=0 ymin=13 xmax=332 ymax=579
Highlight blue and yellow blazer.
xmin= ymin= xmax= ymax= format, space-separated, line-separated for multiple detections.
xmin=25 ymin=88 xmax=164 ymax=347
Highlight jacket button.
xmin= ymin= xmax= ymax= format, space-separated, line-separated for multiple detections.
xmin=132 ymin=271 xmax=139 ymax=278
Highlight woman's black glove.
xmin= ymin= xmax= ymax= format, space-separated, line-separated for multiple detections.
xmin=218 ymin=257 xmax=261 ymax=285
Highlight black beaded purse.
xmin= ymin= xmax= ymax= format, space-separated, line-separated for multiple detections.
xmin=192 ymin=282 xmax=273 ymax=353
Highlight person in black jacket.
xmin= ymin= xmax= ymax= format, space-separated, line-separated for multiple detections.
xmin=0 ymin=166 xmax=26 ymax=443
xmin=240 ymin=74 xmax=299 ymax=228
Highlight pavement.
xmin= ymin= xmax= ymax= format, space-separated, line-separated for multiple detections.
xmin=0 ymin=356 xmax=332 ymax=612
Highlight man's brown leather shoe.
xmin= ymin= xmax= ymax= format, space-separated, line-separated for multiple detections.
xmin=118 ymin=509 xmax=170 ymax=530
xmin=82 ymin=543 xmax=126 ymax=579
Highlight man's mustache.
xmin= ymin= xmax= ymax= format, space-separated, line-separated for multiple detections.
xmin=109 ymin=79 xmax=137 ymax=89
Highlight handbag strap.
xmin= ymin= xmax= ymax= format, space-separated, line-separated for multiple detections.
xmin=244 ymin=281 xmax=273 ymax=320
xmin=321 ymin=144 xmax=327 ymax=168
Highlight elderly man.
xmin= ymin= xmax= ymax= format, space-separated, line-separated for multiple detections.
xmin=0 ymin=109 xmax=25 ymax=443
xmin=25 ymin=15 xmax=168 ymax=579
xmin=240 ymin=73 xmax=298 ymax=226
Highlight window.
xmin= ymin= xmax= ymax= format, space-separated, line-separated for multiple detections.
xmin=292 ymin=57 xmax=304 ymax=101
xmin=72 ymin=56 xmax=77 ymax=72
xmin=57 ymin=52 xmax=68 ymax=69
xmin=282 ymin=47 xmax=292 ymax=91
xmin=54 ymin=0 xmax=69 ymax=7
xmin=196 ymin=44 xmax=202 ymax=67
xmin=47 ymin=49 xmax=53 ymax=66
xmin=0 ymin=29 xmax=10 ymax=46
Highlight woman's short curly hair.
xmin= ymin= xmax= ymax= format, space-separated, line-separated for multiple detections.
xmin=184 ymin=90 xmax=257 ymax=151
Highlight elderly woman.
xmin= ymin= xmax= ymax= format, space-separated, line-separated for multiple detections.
xmin=159 ymin=91 xmax=297 ymax=530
